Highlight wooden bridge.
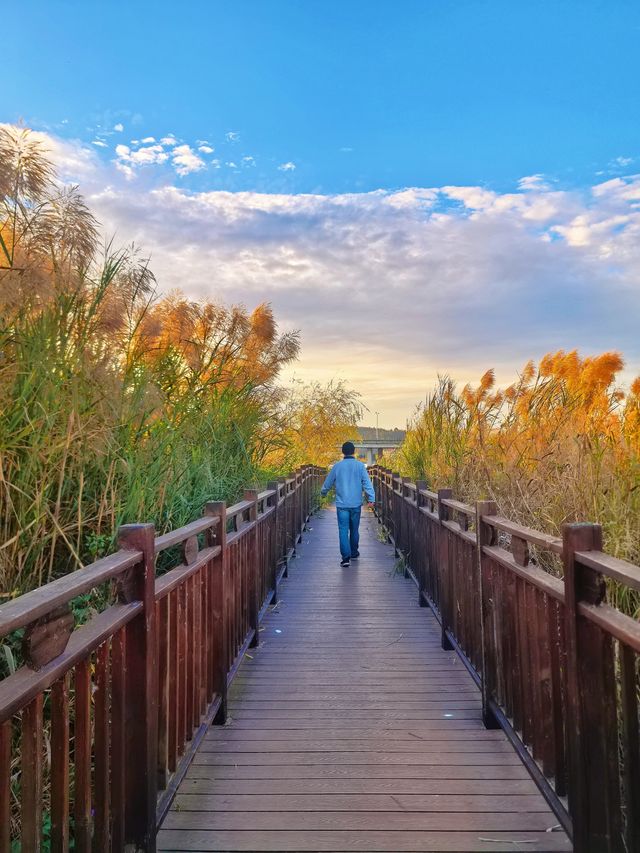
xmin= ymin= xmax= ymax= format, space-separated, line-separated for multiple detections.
xmin=0 ymin=464 xmax=639 ymax=852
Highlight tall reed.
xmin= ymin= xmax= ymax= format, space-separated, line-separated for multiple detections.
xmin=0 ymin=126 xmax=299 ymax=595
xmin=395 ymin=353 xmax=640 ymax=616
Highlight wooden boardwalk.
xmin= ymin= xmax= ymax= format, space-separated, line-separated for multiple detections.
xmin=157 ymin=507 xmax=572 ymax=852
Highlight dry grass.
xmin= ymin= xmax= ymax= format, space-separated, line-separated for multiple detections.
xmin=264 ymin=379 xmax=362 ymax=471
xmin=394 ymin=353 xmax=640 ymax=616
xmin=0 ymin=126 xmax=301 ymax=598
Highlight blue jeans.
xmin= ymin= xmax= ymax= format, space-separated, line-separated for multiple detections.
xmin=337 ymin=506 xmax=361 ymax=560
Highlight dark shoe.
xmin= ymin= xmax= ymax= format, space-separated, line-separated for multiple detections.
xmin=351 ymin=552 xmax=360 ymax=559
xmin=340 ymin=557 xmax=350 ymax=567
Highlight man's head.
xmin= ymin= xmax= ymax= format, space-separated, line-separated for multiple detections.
xmin=342 ymin=441 xmax=355 ymax=457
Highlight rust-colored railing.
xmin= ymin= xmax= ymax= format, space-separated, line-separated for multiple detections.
xmin=0 ymin=464 xmax=324 ymax=852
xmin=369 ymin=465 xmax=640 ymax=853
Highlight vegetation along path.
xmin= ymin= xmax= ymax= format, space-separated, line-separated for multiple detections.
xmin=157 ymin=507 xmax=571 ymax=852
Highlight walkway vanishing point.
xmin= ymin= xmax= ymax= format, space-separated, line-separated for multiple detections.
xmin=1 ymin=464 xmax=639 ymax=852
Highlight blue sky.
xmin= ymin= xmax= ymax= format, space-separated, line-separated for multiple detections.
xmin=7 ymin=1 xmax=640 ymax=192
xmin=4 ymin=1 xmax=640 ymax=424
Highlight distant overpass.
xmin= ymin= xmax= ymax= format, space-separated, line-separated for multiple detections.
xmin=352 ymin=438 xmax=403 ymax=465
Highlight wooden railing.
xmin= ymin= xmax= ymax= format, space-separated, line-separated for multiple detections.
xmin=0 ymin=464 xmax=324 ymax=852
xmin=369 ymin=465 xmax=640 ymax=853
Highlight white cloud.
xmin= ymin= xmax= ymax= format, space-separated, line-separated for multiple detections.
xmin=141 ymin=136 xmax=156 ymax=144
xmin=198 ymin=145 xmax=215 ymax=154
xmin=242 ymin=156 xmax=255 ymax=165
xmin=91 ymin=140 xmax=108 ymax=148
xmin=225 ymin=131 xmax=240 ymax=142
xmin=88 ymin=177 xmax=640 ymax=419
xmin=226 ymin=161 xmax=238 ymax=168
xmin=171 ymin=144 xmax=205 ymax=176
xmin=383 ymin=188 xmax=437 ymax=210
xmin=518 ymin=174 xmax=550 ymax=191
xmin=113 ymin=123 xmax=124 ymax=132
xmin=161 ymin=135 xmax=178 ymax=146
xmin=442 ymin=185 xmax=496 ymax=209
xmin=15 ymin=124 xmax=640 ymax=422
xmin=592 ymin=176 xmax=640 ymax=201
xmin=113 ymin=142 xmax=169 ymax=178
xmin=278 ymin=162 xmax=296 ymax=172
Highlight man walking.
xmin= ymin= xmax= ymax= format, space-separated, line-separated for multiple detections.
xmin=321 ymin=441 xmax=375 ymax=566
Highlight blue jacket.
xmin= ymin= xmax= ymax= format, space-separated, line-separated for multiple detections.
xmin=321 ymin=457 xmax=375 ymax=508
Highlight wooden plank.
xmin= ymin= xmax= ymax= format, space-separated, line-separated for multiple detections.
xmin=185 ymin=763 xmax=531 ymax=780
xmin=0 ymin=551 xmax=140 ymax=639
xmin=198 ymin=739 xmax=513 ymax=753
xmin=172 ymin=793 xmax=550 ymax=812
xmin=158 ymin=508 xmax=569 ymax=851
xmin=0 ymin=720 xmax=10 ymax=853
xmin=73 ymin=660 xmax=92 ymax=853
xmin=110 ymin=629 xmax=126 ymax=853
xmin=50 ymin=675 xmax=70 ymax=852
xmin=620 ymin=643 xmax=640 ymax=852
xmin=177 ymin=582 xmax=187 ymax=757
xmin=21 ymin=694 xmax=43 ymax=852
xmin=163 ymin=810 xmax=563 ymax=831
xmin=93 ymin=642 xmax=110 ymax=852
xmin=154 ymin=547 xmax=221 ymax=600
xmin=157 ymin=596 xmax=170 ymax=789
xmin=481 ymin=514 xmax=563 ymax=554
xmin=156 ymin=829 xmax=572 ymax=851
xmin=0 ymin=602 xmax=141 ymax=722
xmin=563 ymin=522 xmax=621 ymax=852
xmin=154 ymin=517 xmax=217 ymax=555
xmin=117 ymin=523 xmax=158 ymax=852
xmin=178 ymin=777 xmax=538 ymax=795
xmin=574 ymin=549 xmax=640 ymax=590
xmin=193 ymin=752 xmax=524 ymax=766
xmin=205 ymin=722 xmax=489 ymax=734
xmin=204 ymin=727 xmax=504 ymax=739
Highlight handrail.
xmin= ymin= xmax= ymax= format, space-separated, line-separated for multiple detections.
xmin=368 ymin=463 xmax=640 ymax=853
xmin=482 ymin=513 xmax=563 ymax=554
xmin=574 ymin=549 xmax=640 ymax=589
xmin=154 ymin=516 xmax=219 ymax=554
xmin=0 ymin=463 xmax=326 ymax=852
xmin=0 ymin=550 xmax=142 ymax=638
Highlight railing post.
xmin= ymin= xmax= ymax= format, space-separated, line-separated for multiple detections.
xmin=415 ymin=481 xmax=428 ymax=607
xmin=303 ymin=465 xmax=310 ymax=529
xmin=117 ymin=523 xmax=158 ymax=852
xmin=399 ymin=477 xmax=411 ymax=576
xmin=372 ymin=467 xmax=382 ymax=523
xmin=267 ymin=481 xmax=280 ymax=604
xmin=391 ymin=472 xmax=400 ymax=555
xmin=291 ymin=471 xmax=298 ymax=554
xmin=475 ymin=500 xmax=499 ymax=730
xmin=383 ymin=469 xmax=390 ymax=534
xmin=563 ymin=522 xmax=620 ymax=853
xmin=277 ymin=477 xmax=289 ymax=576
xmin=437 ymin=489 xmax=453 ymax=649
xmin=244 ymin=489 xmax=260 ymax=648
xmin=205 ymin=501 xmax=228 ymax=724
xmin=295 ymin=468 xmax=303 ymax=545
